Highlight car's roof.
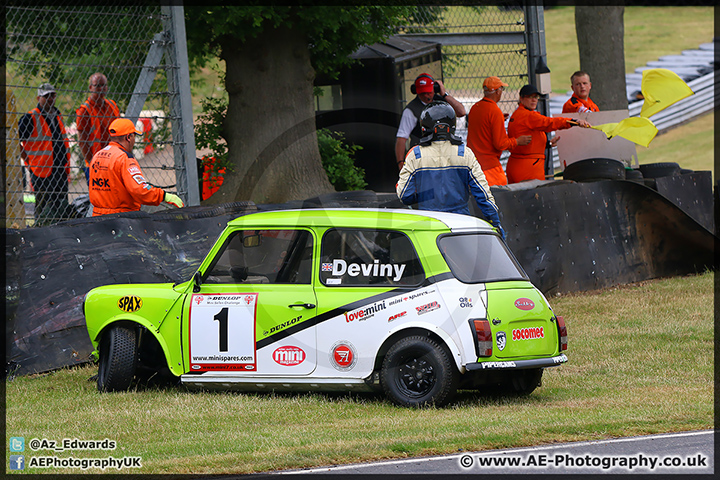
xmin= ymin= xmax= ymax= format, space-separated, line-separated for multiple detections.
xmin=227 ymin=208 xmax=494 ymax=232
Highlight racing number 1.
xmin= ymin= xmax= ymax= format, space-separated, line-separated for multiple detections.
xmin=214 ymin=307 xmax=229 ymax=352
xmin=189 ymin=293 xmax=257 ymax=371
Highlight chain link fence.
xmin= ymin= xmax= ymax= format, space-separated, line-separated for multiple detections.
xmin=5 ymin=4 xmax=540 ymax=228
xmin=5 ymin=4 xmax=193 ymax=228
xmin=401 ymin=5 xmax=533 ymax=137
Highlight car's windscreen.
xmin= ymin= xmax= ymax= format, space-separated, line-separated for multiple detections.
xmin=320 ymin=228 xmax=425 ymax=287
xmin=205 ymin=229 xmax=313 ymax=284
xmin=438 ymin=233 xmax=527 ymax=283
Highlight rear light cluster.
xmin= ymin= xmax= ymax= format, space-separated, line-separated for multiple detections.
xmin=556 ymin=315 xmax=568 ymax=351
xmin=469 ymin=319 xmax=492 ymax=357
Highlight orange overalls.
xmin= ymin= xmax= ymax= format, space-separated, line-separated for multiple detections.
xmin=506 ymin=106 xmax=572 ymax=184
xmin=466 ymin=97 xmax=519 ymax=186
xmin=89 ymin=141 xmax=164 ymax=216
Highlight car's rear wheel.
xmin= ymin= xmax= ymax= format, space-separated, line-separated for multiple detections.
xmin=380 ymin=335 xmax=458 ymax=407
xmin=97 ymin=326 xmax=137 ymax=392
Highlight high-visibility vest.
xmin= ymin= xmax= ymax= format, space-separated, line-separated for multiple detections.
xmin=76 ymin=98 xmax=119 ymax=166
xmin=23 ymin=107 xmax=70 ymax=178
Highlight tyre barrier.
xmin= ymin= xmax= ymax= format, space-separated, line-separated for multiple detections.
xmin=562 ymin=158 xmax=626 ymax=182
xmin=624 ymin=168 xmax=644 ymax=184
xmin=638 ymin=162 xmax=681 ymax=179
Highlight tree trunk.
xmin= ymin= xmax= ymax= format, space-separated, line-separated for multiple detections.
xmin=208 ymin=27 xmax=335 ymax=205
xmin=575 ymin=6 xmax=628 ymax=111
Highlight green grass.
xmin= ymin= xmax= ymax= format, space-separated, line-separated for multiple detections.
xmin=6 ymin=271 xmax=713 ymax=475
xmin=545 ymin=6 xmax=714 ymax=94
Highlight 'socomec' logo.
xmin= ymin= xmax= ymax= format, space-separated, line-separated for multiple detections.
xmin=272 ymin=346 xmax=306 ymax=366
xmin=330 ymin=342 xmax=357 ymax=371
xmin=514 ymin=298 xmax=535 ymax=310
xmin=512 ymin=327 xmax=544 ymax=341
xmin=118 ymin=295 xmax=142 ymax=312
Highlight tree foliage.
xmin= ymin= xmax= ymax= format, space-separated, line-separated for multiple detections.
xmin=183 ymin=6 xmax=439 ymax=203
xmin=6 ymin=5 xmax=163 ymax=113
xmin=317 ymin=129 xmax=366 ymax=192
xmin=185 ymin=6 xmax=417 ymax=78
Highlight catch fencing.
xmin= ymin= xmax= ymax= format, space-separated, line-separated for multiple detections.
xmin=5 ymin=3 xmax=198 ymax=228
xmin=400 ymin=4 xmax=546 ymax=137
xmin=5 ymin=4 xmax=547 ymax=228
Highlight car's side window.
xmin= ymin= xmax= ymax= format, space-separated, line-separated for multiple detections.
xmin=205 ymin=229 xmax=313 ymax=284
xmin=320 ymin=228 xmax=424 ymax=286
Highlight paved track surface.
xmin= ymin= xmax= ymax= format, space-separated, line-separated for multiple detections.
xmin=268 ymin=430 xmax=714 ymax=476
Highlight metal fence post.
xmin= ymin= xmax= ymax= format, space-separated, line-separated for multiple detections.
xmin=125 ymin=32 xmax=168 ymax=122
xmin=523 ymin=3 xmax=554 ymax=177
xmin=162 ymin=5 xmax=200 ymax=206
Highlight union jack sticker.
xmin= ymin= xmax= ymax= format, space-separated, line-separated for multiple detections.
xmin=321 ymin=263 xmax=333 ymax=272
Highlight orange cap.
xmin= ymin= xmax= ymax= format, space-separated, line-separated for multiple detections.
xmin=483 ymin=76 xmax=508 ymax=90
xmin=108 ymin=118 xmax=142 ymax=136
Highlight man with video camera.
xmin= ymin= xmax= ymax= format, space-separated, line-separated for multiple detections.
xmin=395 ymin=73 xmax=466 ymax=170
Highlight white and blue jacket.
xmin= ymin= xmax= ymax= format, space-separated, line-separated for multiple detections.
xmin=396 ymin=140 xmax=504 ymax=238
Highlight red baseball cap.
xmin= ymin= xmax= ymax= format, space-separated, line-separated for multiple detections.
xmin=109 ymin=118 xmax=142 ymax=136
xmin=414 ymin=74 xmax=435 ymax=94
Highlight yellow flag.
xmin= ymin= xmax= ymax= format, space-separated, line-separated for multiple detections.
xmin=591 ymin=117 xmax=658 ymax=148
xmin=640 ymin=68 xmax=694 ymax=118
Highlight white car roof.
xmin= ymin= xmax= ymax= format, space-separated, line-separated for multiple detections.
xmin=384 ymin=208 xmax=495 ymax=232
xmin=263 ymin=207 xmax=495 ymax=233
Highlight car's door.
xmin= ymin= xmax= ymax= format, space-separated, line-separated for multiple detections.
xmin=313 ymin=228 xmax=427 ymax=375
xmin=183 ymin=228 xmax=318 ymax=375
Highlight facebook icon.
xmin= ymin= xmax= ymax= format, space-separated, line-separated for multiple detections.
xmin=9 ymin=455 xmax=25 ymax=470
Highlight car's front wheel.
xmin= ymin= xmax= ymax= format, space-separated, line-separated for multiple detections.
xmin=97 ymin=326 xmax=138 ymax=392
xmin=380 ymin=335 xmax=458 ymax=407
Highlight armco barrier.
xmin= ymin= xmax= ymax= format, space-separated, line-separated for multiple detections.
xmin=5 ymin=176 xmax=715 ymax=376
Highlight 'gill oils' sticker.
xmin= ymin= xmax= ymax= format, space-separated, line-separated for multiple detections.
xmin=118 ymin=295 xmax=143 ymax=312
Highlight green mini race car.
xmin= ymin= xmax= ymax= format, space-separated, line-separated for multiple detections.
xmin=83 ymin=208 xmax=568 ymax=407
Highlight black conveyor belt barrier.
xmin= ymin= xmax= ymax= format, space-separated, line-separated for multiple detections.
xmin=5 ymin=173 xmax=715 ymax=376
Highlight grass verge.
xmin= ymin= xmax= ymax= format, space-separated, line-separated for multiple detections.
xmin=5 ymin=271 xmax=713 ymax=475
xmin=545 ymin=6 xmax=714 ymax=94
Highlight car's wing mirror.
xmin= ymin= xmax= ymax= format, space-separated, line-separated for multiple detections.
xmin=193 ymin=271 xmax=202 ymax=293
xmin=243 ymin=234 xmax=261 ymax=248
